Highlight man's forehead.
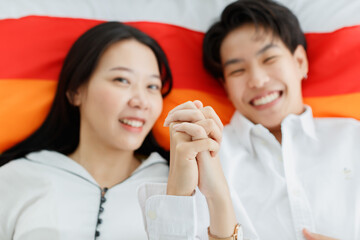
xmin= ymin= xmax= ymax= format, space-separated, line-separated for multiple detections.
xmin=222 ymin=25 xmax=282 ymax=52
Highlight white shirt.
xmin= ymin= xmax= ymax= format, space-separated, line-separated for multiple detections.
xmin=0 ymin=150 xmax=168 ymax=240
xmin=139 ymin=107 xmax=360 ymax=240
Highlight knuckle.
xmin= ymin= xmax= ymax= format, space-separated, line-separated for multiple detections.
xmin=194 ymin=126 xmax=204 ymax=136
xmin=202 ymin=106 xmax=214 ymax=116
xmin=208 ymin=118 xmax=216 ymax=128
xmin=203 ymin=105 xmax=214 ymax=112
xmin=194 ymin=111 xmax=205 ymax=120
xmin=209 ymin=138 xmax=219 ymax=148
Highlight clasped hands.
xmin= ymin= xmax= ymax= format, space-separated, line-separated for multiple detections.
xmin=164 ymin=100 xmax=228 ymax=200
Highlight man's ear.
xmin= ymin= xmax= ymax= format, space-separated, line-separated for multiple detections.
xmin=66 ymin=89 xmax=82 ymax=106
xmin=293 ymin=45 xmax=309 ymax=79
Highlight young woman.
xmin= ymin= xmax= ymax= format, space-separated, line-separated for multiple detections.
xmin=0 ymin=22 xmax=172 ymax=240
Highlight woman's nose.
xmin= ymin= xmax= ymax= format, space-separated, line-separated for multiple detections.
xmin=128 ymin=86 xmax=149 ymax=110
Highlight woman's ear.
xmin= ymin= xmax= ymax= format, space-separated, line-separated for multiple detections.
xmin=293 ymin=45 xmax=309 ymax=79
xmin=66 ymin=89 xmax=82 ymax=106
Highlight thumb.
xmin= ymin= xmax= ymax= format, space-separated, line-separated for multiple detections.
xmin=303 ymin=229 xmax=338 ymax=240
xmin=303 ymin=229 xmax=316 ymax=240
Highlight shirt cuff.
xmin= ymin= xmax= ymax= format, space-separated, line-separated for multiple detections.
xmin=138 ymin=182 xmax=207 ymax=240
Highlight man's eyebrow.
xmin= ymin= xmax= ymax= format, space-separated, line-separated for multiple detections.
xmin=223 ymin=43 xmax=279 ymax=67
xmin=256 ymin=43 xmax=278 ymax=56
xmin=223 ymin=58 xmax=244 ymax=67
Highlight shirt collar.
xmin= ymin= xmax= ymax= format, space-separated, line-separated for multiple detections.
xmin=25 ymin=150 xmax=167 ymax=186
xmin=26 ymin=150 xmax=99 ymax=185
xmin=282 ymin=105 xmax=318 ymax=141
xmin=229 ymin=105 xmax=318 ymax=148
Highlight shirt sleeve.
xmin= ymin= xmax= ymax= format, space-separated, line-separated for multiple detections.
xmin=0 ymin=163 xmax=19 ymax=240
xmin=138 ymin=182 xmax=210 ymax=240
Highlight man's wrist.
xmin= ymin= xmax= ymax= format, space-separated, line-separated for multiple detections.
xmin=208 ymin=223 xmax=242 ymax=240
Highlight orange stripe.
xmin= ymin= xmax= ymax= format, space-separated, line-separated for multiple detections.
xmin=0 ymin=80 xmax=57 ymax=152
xmin=304 ymin=93 xmax=360 ymax=119
xmin=2 ymin=79 xmax=360 ymax=152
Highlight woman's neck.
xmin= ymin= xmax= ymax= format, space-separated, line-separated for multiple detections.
xmin=68 ymin=141 xmax=141 ymax=189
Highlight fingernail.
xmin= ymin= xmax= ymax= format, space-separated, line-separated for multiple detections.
xmin=193 ymin=100 xmax=203 ymax=109
xmin=163 ymin=118 xmax=169 ymax=127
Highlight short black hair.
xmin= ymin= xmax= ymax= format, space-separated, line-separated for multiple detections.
xmin=203 ymin=0 xmax=307 ymax=81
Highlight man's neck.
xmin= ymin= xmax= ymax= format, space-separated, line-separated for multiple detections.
xmin=270 ymin=128 xmax=282 ymax=143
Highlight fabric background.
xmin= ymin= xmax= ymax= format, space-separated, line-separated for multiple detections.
xmin=0 ymin=0 xmax=360 ymax=151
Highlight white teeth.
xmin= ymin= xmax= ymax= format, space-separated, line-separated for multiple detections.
xmin=120 ymin=119 xmax=144 ymax=127
xmin=253 ymin=92 xmax=280 ymax=106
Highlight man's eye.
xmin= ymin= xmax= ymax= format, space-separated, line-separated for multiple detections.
xmin=264 ymin=56 xmax=277 ymax=63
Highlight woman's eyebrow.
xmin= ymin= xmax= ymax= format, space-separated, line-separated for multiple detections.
xmin=109 ymin=66 xmax=133 ymax=72
xmin=109 ymin=66 xmax=160 ymax=79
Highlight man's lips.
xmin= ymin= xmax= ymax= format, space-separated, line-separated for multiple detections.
xmin=250 ymin=91 xmax=282 ymax=106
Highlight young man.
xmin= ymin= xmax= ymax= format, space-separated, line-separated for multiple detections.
xmin=139 ymin=1 xmax=360 ymax=239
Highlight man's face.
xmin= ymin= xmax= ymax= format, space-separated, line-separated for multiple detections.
xmin=220 ymin=24 xmax=308 ymax=130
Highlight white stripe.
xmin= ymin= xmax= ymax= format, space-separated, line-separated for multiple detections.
xmin=0 ymin=0 xmax=359 ymax=33
xmin=0 ymin=0 xmax=233 ymax=32
xmin=278 ymin=0 xmax=360 ymax=32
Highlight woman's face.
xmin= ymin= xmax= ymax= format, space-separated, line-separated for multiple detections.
xmin=73 ymin=39 xmax=163 ymax=152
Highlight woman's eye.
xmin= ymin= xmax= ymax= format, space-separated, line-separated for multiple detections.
xmin=228 ymin=69 xmax=245 ymax=77
xmin=148 ymin=84 xmax=161 ymax=90
xmin=114 ymin=78 xmax=129 ymax=84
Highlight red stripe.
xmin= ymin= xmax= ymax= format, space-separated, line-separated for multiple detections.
xmin=1 ymin=16 xmax=360 ymax=98
xmin=303 ymin=25 xmax=360 ymax=97
xmin=0 ymin=16 xmax=225 ymax=96
xmin=128 ymin=22 xmax=226 ymax=96
xmin=0 ymin=16 xmax=101 ymax=80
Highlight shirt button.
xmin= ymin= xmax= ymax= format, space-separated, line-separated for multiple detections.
xmin=98 ymin=218 xmax=103 ymax=224
xmin=95 ymin=231 xmax=100 ymax=237
xmin=293 ymin=189 xmax=301 ymax=197
xmin=253 ymin=127 xmax=262 ymax=135
xmin=99 ymin=207 xmax=104 ymax=213
xmin=147 ymin=210 xmax=157 ymax=220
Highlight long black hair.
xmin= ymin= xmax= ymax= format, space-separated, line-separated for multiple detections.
xmin=0 ymin=22 xmax=172 ymax=166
